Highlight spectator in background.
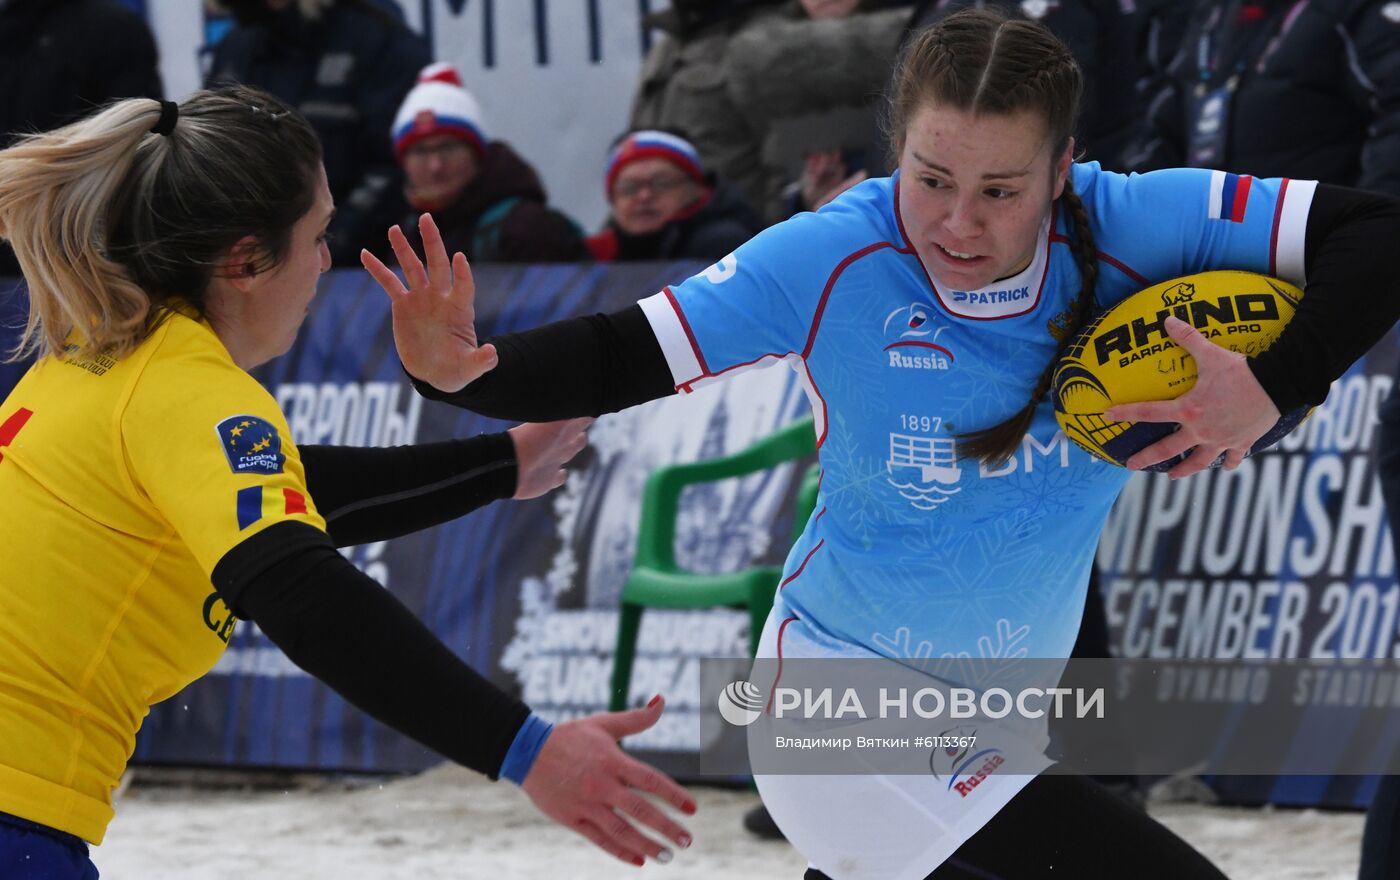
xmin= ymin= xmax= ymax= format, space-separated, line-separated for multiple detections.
xmin=585 ymin=130 xmax=762 ymax=262
xmin=1124 ymin=0 xmax=1400 ymax=193
xmin=902 ymin=0 xmax=1148 ymax=169
xmin=724 ymin=0 xmax=910 ymax=222
xmin=0 ymin=0 xmax=161 ymax=144
xmin=1131 ymin=0 xmax=1195 ymax=124
xmin=0 ymin=0 xmax=162 ymax=277
xmin=629 ymin=0 xmax=794 ymax=224
xmin=207 ymin=0 xmax=429 ymax=266
xmin=389 ymin=64 xmax=585 ymax=264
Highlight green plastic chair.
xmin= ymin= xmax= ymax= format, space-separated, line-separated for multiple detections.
xmin=609 ymin=416 xmax=821 ymax=712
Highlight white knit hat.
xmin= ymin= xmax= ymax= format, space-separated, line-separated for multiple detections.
xmin=391 ymin=63 xmax=488 ymax=162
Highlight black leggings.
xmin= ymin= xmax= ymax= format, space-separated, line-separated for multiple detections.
xmin=803 ymin=773 xmax=1228 ymax=880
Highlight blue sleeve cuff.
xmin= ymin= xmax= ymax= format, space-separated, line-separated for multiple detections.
xmin=499 ymin=712 xmax=554 ymax=785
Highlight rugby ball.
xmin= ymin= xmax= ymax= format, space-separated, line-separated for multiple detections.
xmin=1051 ymin=271 xmax=1310 ymax=471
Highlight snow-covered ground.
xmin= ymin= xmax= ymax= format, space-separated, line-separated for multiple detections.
xmin=92 ymin=766 xmax=1363 ymax=879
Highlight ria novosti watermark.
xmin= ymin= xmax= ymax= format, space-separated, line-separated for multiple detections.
xmin=720 ymin=681 xmax=1104 ymax=724
xmin=694 ymin=657 xmax=1400 ymax=777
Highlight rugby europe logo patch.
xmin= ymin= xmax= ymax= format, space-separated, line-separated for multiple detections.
xmin=216 ymin=415 xmax=285 ymax=475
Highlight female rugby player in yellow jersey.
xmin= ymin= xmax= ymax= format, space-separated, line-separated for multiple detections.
xmin=0 ymin=86 xmax=694 ymax=879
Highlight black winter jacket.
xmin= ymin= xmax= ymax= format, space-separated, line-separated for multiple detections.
xmin=0 ymin=0 xmax=161 ymax=145
xmin=206 ymin=0 xmax=430 ymax=264
xmin=1126 ymin=0 xmax=1400 ymax=196
xmin=0 ymin=0 xmax=162 ymax=278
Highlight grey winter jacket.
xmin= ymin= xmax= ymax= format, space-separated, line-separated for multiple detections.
xmin=631 ymin=4 xmax=908 ymax=224
xmin=726 ymin=6 xmax=909 ymax=221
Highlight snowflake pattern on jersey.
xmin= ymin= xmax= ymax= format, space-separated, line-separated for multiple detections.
xmin=659 ymin=167 xmax=1298 ymax=666
xmin=870 ymin=618 xmax=1036 ymax=691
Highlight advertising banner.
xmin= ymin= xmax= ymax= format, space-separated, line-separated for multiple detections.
xmin=1097 ymin=338 xmax=1400 ymax=806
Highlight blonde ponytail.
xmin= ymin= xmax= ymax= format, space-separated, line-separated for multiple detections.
xmin=0 ymin=99 xmax=163 ymax=361
xmin=0 ymin=85 xmax=322 ymax=365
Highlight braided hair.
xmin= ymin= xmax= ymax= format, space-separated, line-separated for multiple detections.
xmin=887 ymin=8 xmax=1099 ymax=466
xmin=958 ymin=178 xmax=1099 ymax=464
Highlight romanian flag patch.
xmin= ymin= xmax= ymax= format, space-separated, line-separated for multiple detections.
xmin=236 ymin=486 xmax=309 ymax=530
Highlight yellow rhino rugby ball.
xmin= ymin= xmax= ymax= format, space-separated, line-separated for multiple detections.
xmin=1051 ymin=271 xmax=1310 ymax=471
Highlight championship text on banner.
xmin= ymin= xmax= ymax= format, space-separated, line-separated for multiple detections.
xmin=1097 ymin=333 xmax=1400 ymax=807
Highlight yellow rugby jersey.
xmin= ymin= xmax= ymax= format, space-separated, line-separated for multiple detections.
xmin=0 ymin=310 xmax=325 ymax=843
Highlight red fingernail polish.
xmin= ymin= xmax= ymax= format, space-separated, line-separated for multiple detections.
xmin=633 ymin=856 xmax=645 ymax=867
xmin=684 ymin=801 xmax=697 ymax=815
xmin=647 ymin=694 xmax=662 ymax=709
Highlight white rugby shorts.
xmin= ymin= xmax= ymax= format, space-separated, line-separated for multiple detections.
xmin=751 ymin=602 xmax=1050 ymax=880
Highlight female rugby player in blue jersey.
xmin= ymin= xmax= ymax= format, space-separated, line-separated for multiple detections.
xmin=365 ymin=9 xmax=1400 ymax=878
xmin=0 ymin=85 xmax=695 ymax=879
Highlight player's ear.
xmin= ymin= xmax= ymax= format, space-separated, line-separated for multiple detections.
xmin=221 ymin=235 xmax=263 ymax=292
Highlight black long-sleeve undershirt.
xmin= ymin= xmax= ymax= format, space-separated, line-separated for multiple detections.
xmin=211 ymin=522 xmax=528 ymax=779
xmin=206 ymin=434 xmax=526 ymax=779
xmin=1247 ymin=184 xmax=1400 ymax=413
xmin=410 ymin=304 xmax=676 ymax=421
xmin=416 ymin=184 xmax=1400 ymax=422
xmin=298 ymin=432 xmax=517 ymax=546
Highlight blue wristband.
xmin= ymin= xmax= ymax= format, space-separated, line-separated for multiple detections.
xmin=499 ymin=713 xmax=554 ymax=785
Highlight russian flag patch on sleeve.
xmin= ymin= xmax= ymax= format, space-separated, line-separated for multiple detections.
xmin=1208 ymin=171 xmax=1253 ymax=222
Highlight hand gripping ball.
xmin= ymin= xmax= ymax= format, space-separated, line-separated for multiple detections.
xmin=1051 ymin=271 xmax=1311 ymax=471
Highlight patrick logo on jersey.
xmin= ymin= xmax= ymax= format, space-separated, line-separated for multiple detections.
xmin=936 ymin=280 xmax=1038 ymax=319
xmin=883 ymin=304 xmax=954 ymax=371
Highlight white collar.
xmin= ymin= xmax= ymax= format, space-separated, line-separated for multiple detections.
xmin=925 ymin=215 xmax=1051 ymax=321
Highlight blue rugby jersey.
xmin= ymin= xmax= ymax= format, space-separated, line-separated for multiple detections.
xmin=639 ymin=163 xmax=1317 ymax=662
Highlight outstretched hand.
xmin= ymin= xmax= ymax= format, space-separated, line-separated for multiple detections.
xmin=360 ymin=213 xmax=496 ymax=393
xmin=508 ymin=418 xmax=594 ymax=500
xmin=522 ymin=695 xmax=697 ymax=867
xmin=1106 ymin=316 xmax=1281 ymax=478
